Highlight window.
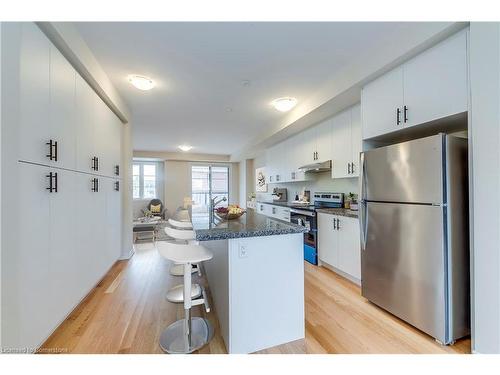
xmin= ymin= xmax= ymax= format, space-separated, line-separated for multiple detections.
xmin=191 ymin=165 xmax=229 ymax=212
xmin=133 ymin=162 xmax=158 ymax=199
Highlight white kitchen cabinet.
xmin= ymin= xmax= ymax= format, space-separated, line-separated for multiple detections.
xmin=318 ymin=212 xmax=361 ymax=283
xmin=105 ymin=177 xmax=122 ymax=266
xmin=337 ymin=216 xmax=361 ymax=280
xmin=288 ymin=134 xmax=310 ymax=182
xmin=331 ymin=104 xmax=361 ymax=179
xmin=2 ymin=23 xmax=123 ymax=349
xmin=315 ymin=118 xmax=332 ymax=163
xmin=49 ymin=45 xmax=76 ymax=170
xmin=16 ymin=162 xmax=52 ymax=348
xmin=257 ymin=202 xmax=272 ymax=216
xmin=350 ymin=104 xmax=362 ymax=176
xmin=362 ymin=30 xmax=468 ymax=140
xmin=331 ymin=108 xmax=352 ymax=179
xmin=75 ymin=74 xmax=96 ymax=173
xmin=403 ymin=31 xmax=468 ymax=128
xmin=18 ymin=22 xmax=51 ymax=165
xmin=317 ymin=212 xmax=340 ymax=268
xmin=361 ymin=66 xmax=404 ymax=139
xmin=49 ymin=169 xmax=79 ymax=323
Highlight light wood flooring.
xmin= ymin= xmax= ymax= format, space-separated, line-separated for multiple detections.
xmin=40 ymin=242 xmax=470 ymax=354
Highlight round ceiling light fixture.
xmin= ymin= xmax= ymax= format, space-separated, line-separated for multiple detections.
xmin=128 ymin=74 xmax=155 ymax=91
xmin=178 ymin=145 xmax=193 ymax=152
xmin=271 ymin=97 xmax=297 ymax=112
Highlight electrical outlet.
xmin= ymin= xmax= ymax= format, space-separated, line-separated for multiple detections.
xmin=239 ymin=244 xmax=248 ymax=258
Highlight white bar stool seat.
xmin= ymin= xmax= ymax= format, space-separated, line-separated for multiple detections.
xmin=156 ymin=241 xmax=214 ymax=354
xmin=164 ymin=225 xmax=200 ymax=277
xmin=168 ymin=218 xmax=193 ymax=229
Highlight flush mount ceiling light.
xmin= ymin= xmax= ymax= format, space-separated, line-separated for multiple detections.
xmin=178 ymin=145 xmax=193 ymax=152
xmin=128 ymin=75 xmax=155 ymax=91
xmin=271 ymin=97 xmax=297 ymax=112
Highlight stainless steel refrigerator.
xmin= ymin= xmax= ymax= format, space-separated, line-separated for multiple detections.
xmin=359 ymin=133 xmax=470 ymax=344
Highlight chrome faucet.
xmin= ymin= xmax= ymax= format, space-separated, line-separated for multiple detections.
xmin=209 ymin=196 xmax=227 ymax=224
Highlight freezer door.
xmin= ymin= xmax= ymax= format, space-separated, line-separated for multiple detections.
xmin=361 ymin=201 xmax=448 ymax=343
xmin=361 ymin=134 xmax=444 ymax=204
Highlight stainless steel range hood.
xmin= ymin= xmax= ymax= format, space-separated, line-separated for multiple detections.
xmin=298 ymin=160 xmax=331 ymax=173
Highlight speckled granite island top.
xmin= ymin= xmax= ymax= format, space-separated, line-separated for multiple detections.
xmin=189 ymin=206 xmax=307 ymax=241
xmin=315 ymin=207 xmax=359 ymax=219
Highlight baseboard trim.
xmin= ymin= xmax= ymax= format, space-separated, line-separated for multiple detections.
xmin=119 ymin=247 xmax=135 ymax=260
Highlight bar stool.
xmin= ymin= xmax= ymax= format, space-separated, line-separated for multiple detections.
xmin=164 ymin=226 xmax=201 ymax=278
xmin=168 ymin=217 xmax=193 ymax=229
xmin=156 ymin=241 xmax=214 ymax=354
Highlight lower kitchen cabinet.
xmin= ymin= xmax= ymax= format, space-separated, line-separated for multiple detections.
xmin=317 ymin=212 xmax=361 ymax=283
xmin=3 ymin=162 xmax=122 ymax=349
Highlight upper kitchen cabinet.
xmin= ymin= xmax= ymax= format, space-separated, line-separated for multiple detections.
xmin=331 ymin=104 xmax=362 ymax=179
xmin=315 ymin=118 xmax=333 ymax=163
xmin=361 ymin=66 xmax=404 ymax=140
xmin=49 ymin=45 xmax=77 ymax=170
xmin=403 ymin=31 xmax=468 ymax=129
xmin=361 ymin=30 xmax=468 ymax=140
xmin=18 ymin=22 xmax=51 ymax=166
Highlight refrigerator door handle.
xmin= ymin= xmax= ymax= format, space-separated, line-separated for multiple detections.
xmin=360 ymin=152 xmax=366 ymax=201
xmin=360 ymin=200 xmax=368 ymax=251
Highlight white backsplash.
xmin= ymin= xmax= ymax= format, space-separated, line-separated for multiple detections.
xmin=256 ymin=171 xmax=359 ymax=203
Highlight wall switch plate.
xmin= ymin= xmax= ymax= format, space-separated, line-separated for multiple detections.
xmin=239 ymin=244 xmax=248 ymax=258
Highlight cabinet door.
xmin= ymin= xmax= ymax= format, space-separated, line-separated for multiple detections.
xmin=111 ymin=116 xmax=122 ymax=177
xmin=315 ymin=118 xmax=332 ymax=163
xmin=274 ymin=142 xmax=286 ymax=183
xmin=49 ymin=45 xmax=76 ymax=170
xmin=403 ymin=31 xmax=468 ymax=128
xmin=301 ymin=127 xmax=317 ymax=165
xmin=94 ymin=97 xmax=114 ymax=177
xmin=49 ymin=169 xmax=78 ymax=321
xmin=75 ymin=75 xmax=96 ymax=173
xmin=17 ymin=162 xmax=52 ymax=348
xmin=288 ymin=135 xmax=310 ymax=182
xmin=331 ymin=108 xmax=352 ymax=179
xmin=338 ymin=217 xmax=361 ymax=280
xmin=74 ymin=173 xmax=99 ymax=296
xmin=361 ymin=66 xmax=404 ymax=140
xmin=105 ymin=178 xmax=122 ymax=266
xmin=350 ymin=104 xmax=362 ymax=177
xmin=266 ymin=147 xmax=276 ymax=184
xmin=318 ymin=213 xmax=339 ymax=267
xmin=18 ymin=23 xmax=51 ymax=165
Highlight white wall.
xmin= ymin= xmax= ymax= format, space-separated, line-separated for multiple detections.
xmin=469 ymin=22 xmax=500 ymax=354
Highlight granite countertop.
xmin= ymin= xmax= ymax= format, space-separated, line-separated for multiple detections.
xmin=315 ymin=207 xmax=359 ymax=219
xmin=186 ymin=206 xmax=308 ymax=241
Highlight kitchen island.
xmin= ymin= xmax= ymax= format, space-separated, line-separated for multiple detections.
xmin=187 ymin=206 xmax=307 ymax=354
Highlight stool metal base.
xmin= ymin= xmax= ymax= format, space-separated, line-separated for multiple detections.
xmin=159 ymin=317 xmax=214 ymax=354
xmin=170 ymin=263 xmax=197 ymax=276
xmin=166 ymin=283 xmax=202 ymax=303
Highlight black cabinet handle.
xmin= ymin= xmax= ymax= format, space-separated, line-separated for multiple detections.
xmin=46 ymin=172 xmax=53 ymax=192
xmin=336 ymin=218 xmax=340 ymax=230
xmin=53 ymin=172 xmax=58 ymax=193
xmin=348 ymin=163 xmax=351 ymax=174
xmin=404 ymin=105 xmax=408 ymax=123
xmin=91 ymin=178 xmax=99 ymax=192
xmin=95 ymin=157 xmax=99 ymax=171
xmin=396 ymin=108 xmax=401 ymax=125
xmin=46 ymin=140 xmax=58 ymax=161
xmin=46 ymin=172 xmax=58 ymax=193
xmin=92 ymin=157 xmax=96 ymax=171
xmin=115 ymin=165 xmax=120 ymax=176
xmin=114 ymin=181 xmax=120 ymax=191
xmin=333 ymin=218 xmax=337 ymax=230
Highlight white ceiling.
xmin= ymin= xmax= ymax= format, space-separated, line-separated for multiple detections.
xmin=75 ymin=22 xmax=448 ymax=155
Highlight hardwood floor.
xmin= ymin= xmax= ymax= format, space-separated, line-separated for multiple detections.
xmin=40 ymin=242 xmax=470 ymax=354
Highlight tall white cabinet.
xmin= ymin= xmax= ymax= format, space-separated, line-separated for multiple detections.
xmin=1 ymin=22 xmax=123 ymax=349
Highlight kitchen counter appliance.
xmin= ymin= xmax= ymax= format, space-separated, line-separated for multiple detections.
xmin=360 ymin=133 xmax=469 ymax=345
xmin=290 ymin=192 xmax=344 ymax=265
